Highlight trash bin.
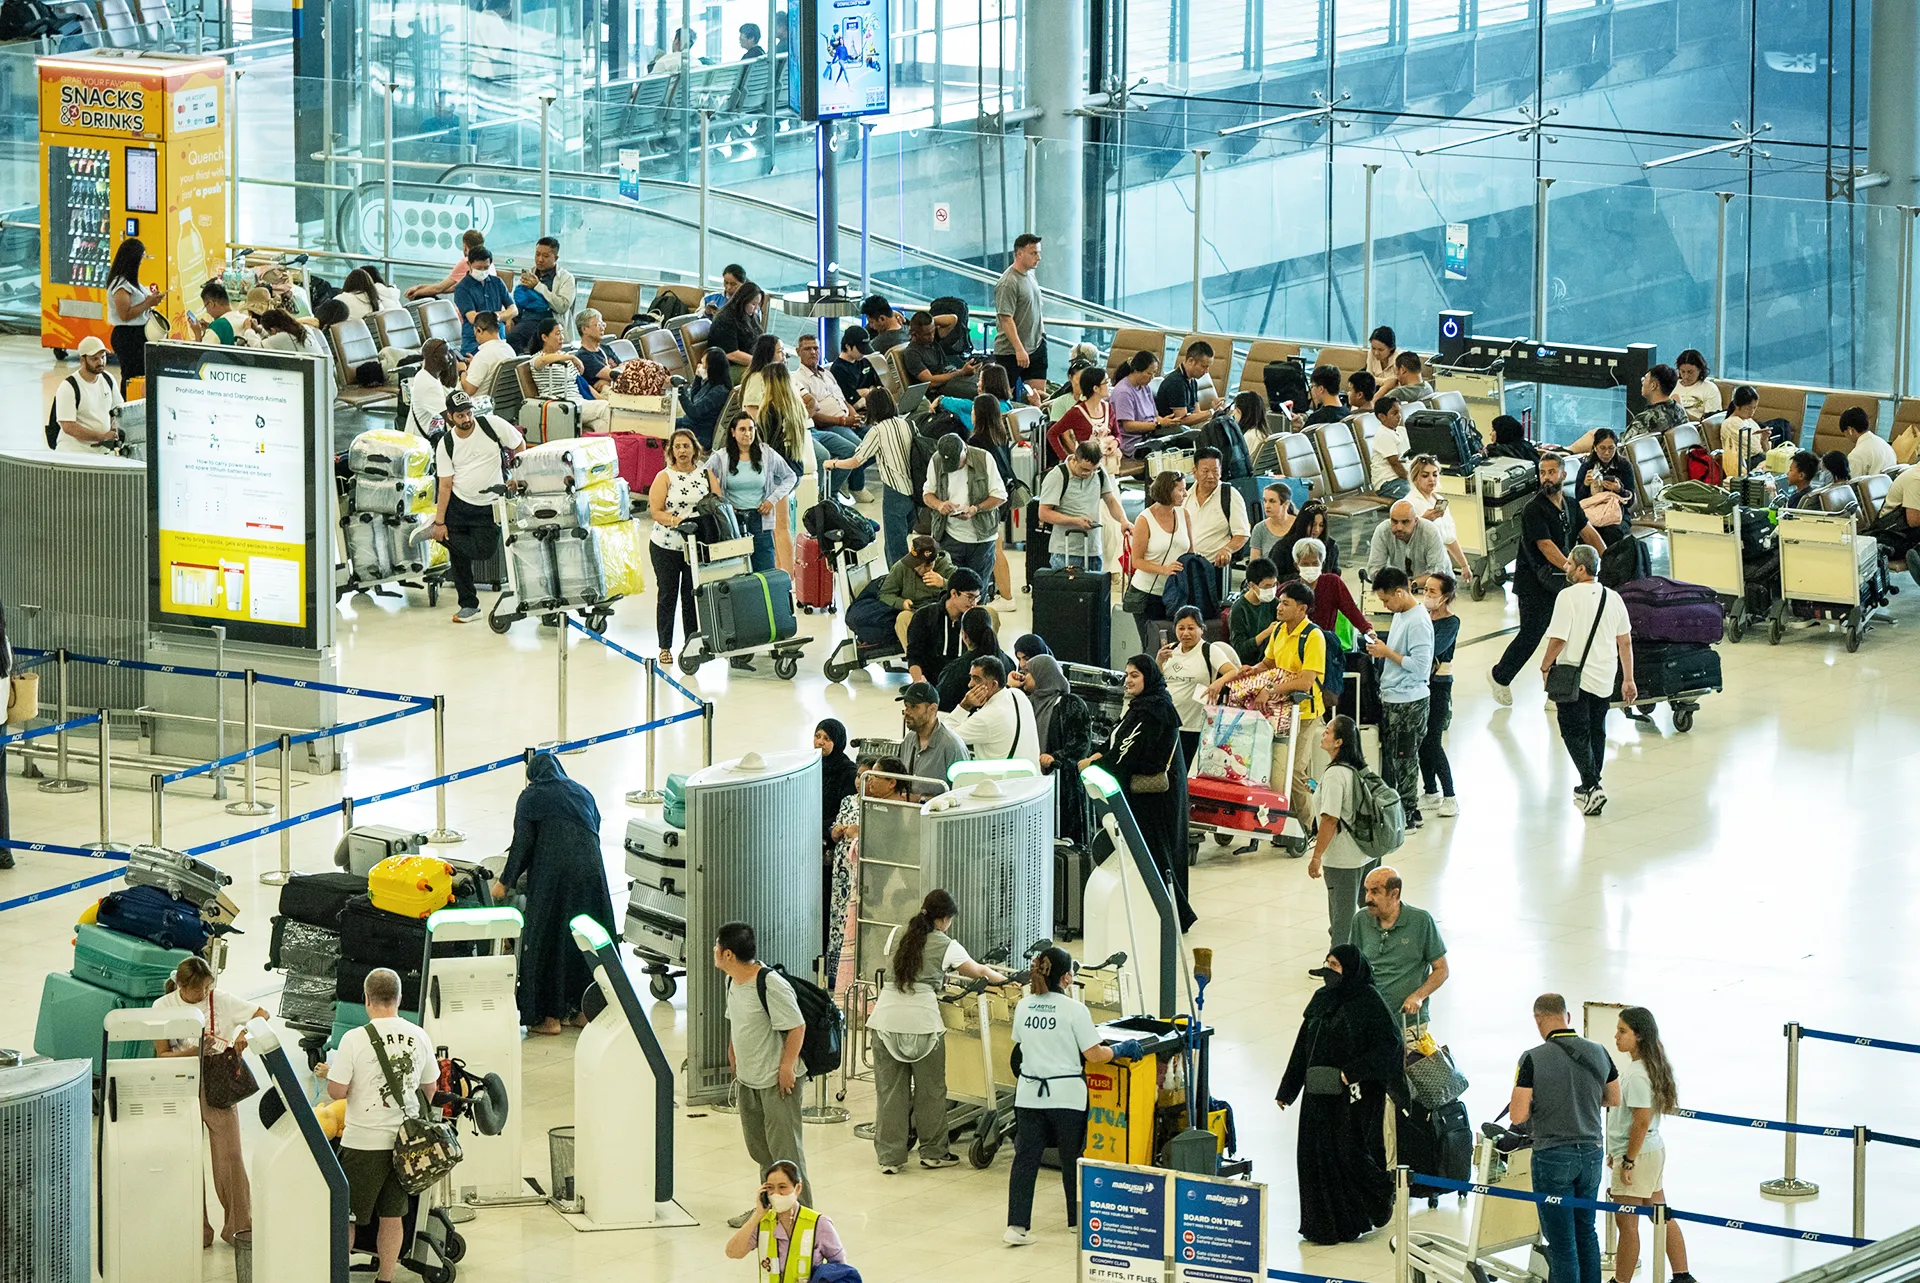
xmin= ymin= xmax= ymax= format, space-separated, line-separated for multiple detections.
xmin=232 ymin=1230 xmax=253 ymax=1283
xmin=548 ymin=1126 xmax=580 ymax=1211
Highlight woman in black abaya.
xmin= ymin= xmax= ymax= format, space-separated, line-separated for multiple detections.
xmin=495 ymin=753 xmax=617 ymax=1034
xmin=1012 ymin=635 xmax=1092 ymax=849
xmin=1275 ymin=943 xmax=1405 ymax=1244
xmin=1082 ymin=653 xmax=1194 ymax=932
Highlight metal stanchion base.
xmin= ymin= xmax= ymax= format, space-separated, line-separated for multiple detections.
xmin=259 ymin=870 xmax=295 ymax=886
xmin=624 ymin=789 xmax=664 ymax=806
xmin=37 ymin=778 xmax=87 ymax=794
xmin=426 ymin=828 xmax=467 ymax=845
xmin=87 ymin=842 xmax=132 ymax=854
xmin=852 ymin=1121 xmax=877 ymax=1140
xmin=1761 ymin=1177 xmax=1821 ymax=1198
xmin=802 ymin=1105 xmax=850 ymax=1125
xmin=224 ymin=801 xmax=275 ymax=817
xmin=442 ymin=1204 xmax=476 ymax=1224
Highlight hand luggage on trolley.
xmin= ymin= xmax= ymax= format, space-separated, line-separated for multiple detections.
xmin=676 ymin=531 xmax=808 ymax=680
xmin=822 ymin=549 xmax=909 ymax=683
xmin=484 ymin=491 xmax=637 ymax=634
xmin=1187 ymin=694 xmax=1309 ymax=854
xmin=1612 ymin=638 xmax=1721 ymax=734
xmin=621 ymin=815 xmax=688 ymax=999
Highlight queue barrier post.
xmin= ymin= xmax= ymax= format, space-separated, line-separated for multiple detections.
xmin=1761 ymin=1021 xmax=1820 ymax=1197
xmin=801 ymin=956 xmax=849 ymax=1125
xmin=149 ymin=772 xmax=164 ymax=846
xmin=225 ymin=669 xmax=274 ymax=817
xmin=341 ymin=794 xmax=356 ymax=839
xmin=625 ymin=658 xmax=664 ymax=806
xmin=39 ymin=650 xmax=87 ymax=795
xmin=702 ymin=699 xmax=715 ymax=767
xmin=90 ymin=710 xmax=124 ymax=853
xmin=427 ymin=695 xmax=465 ymax=844
xmin=1392 ymin=1164 xmax=1409 ymax=1283
xmin=210 ymin=624 xmax=228 ymax=801
xmin=260 ymin=734 xmax=295 ymax=887
xmin=1651 ymin=1202 xmax=1667 ymax=1283
xmin=1853 ymin=1124 xmax=1867 ymax=1240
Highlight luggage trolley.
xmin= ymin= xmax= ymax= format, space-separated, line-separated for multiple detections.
xmin=1399 ymin=1129 xmax=1550 ymax=1283
xmin=1769 ymin=507 xmax=1892 ymax=652
xmin=1187 ymin=696 xmax=1310 ymax=855
xmin=1441 ymin=461 xmax=1534 ymax=601
xmin=1666 ymin=504 xmax=1758 ymax=641
xmin=677 ymin=532 xmax=809 ymax=679
xmin=822 ymin=549 xmax=908 ymax=683
xmin=485 ymin=493 xmax=622 ymax=635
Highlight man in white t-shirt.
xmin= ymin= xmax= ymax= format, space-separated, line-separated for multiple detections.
xmin=428 ymin=390 xmax=525 ymax=622
xmin=1873 ymin=464 xmax=1920 ymax=572
xmin=1365 ymin=397 xmax=1412 ymax=499
xmin=1541 ymin=544 xmax=1635 ymax=817
xmin=1180 ymin=447 xmax=1250 ymax=566
xmin=939 ymin=656 xmax=1040 ymax=765
xmin=1840 ymin=407 xmax=1896 ymax=476
xmin=460 ymin=310 xmax=517 ymax=396
xmin=325 ymin=968 xmax=438 ymax=1283
xmin=50 ymin=336 xmax=124 ymax=452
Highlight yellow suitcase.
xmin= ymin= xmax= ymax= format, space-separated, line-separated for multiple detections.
xmin=367 ymin=854 xmax=456 ymax=918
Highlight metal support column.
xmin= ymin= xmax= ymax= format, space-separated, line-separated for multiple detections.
xmin=544 ymin=627 xmax=571 ymax=751
xmin=1900 ymin=207 xmax=1918 ymax=399
xmin=260 ymin=734 xmax=295 ymax=886
xmin=428 ymin=696 xmax=464 ymax=844
xmin=1024 ymin=134 xmax=1038 ymax=235
xmin=538 ymin=90 xmax=556 ymax=237
xmin=226 ymin=670 xmax=273 ymax=816
xmin=228 ymin=68 xmax=242 ymax=243
xmin=1361 ymin=163 xmax=1380 ymax=343
xmin=860 ymin=121 xmax=874 ymax=298
xmin=1852 ymin=1124 xmax=1868 ymax=1240
xmin=815 ymin=121 xmax=840 ymax=350
xmin=1713 ymin=192 xmax=1732 ymax=375
xmin=1762 ymin=1022 xmax=1819 ymax=1196
xmin=626 ymin=660 xmax=664 ymax=805
xmin=698 ymin=110 xmax=711 ymax=289
xmin=1189 ymin=148 xmax=1209 ymax=331
xmin=382 ymin=82 xmax=396 ymax=277
xmin=933 ymin=0 xmax=945 ymax=126
xmin=39 ymin=651 xmax=85 ymax=794
xmin=1534 ymin=176 xmax=1555 ymax=341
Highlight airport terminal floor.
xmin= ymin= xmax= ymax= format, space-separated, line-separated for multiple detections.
xmin=5 ymin=335 xmax=1920 ymax=1283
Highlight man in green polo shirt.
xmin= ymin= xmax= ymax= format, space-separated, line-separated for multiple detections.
xmin=1350 ymin=866 xmax=1449 ymax=1029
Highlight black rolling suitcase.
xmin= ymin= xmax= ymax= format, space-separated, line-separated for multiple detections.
xmin=335 ymin=956 xmax=424 ymax=1010
xmin=1401 ymin=1099 xmax=1473 ymax=1201
xmin=1053 ymin=840 xmax=1091 ymax=941
xmin=1625 ymin=640 xmax=1722 ymax=698
xmin=279 ymin=872 xmax=371 ymax=931
xmin=1022 ymin=499 xmax=1052 ymax=585
xmin=338 ymin=894 xmax=429 ymax=968
xmin=1032 ymin=563 xmax=1111 ymax=667
xmin=1405 ymin=409 xmax=1482 ymax=467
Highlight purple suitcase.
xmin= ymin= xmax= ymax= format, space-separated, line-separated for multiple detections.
xmin=1617 ymin=577 xmax=1725 ymax=645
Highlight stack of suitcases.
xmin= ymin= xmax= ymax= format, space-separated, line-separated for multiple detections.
xmin=32 ymin=846 xmax=230 ymax=1073
xmin=503 ymin=437 xmax=646 ymax=610
xmin=1615 ymin=576 xmax=1726 ymax=698
xmin=326 ymin=855 xmax=488 ymax=1050
xmin=271 ymin=870 xmax=368 ymax=1041
xmin=343 ymin=428 xmax=447 ymax=589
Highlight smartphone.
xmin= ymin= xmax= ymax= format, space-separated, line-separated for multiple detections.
xmin=758 ymin=1190 xmax=771 ymax=1210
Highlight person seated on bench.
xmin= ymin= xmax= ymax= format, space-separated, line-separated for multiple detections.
xmin=1871 ymin=463 xmax=1920 ymax=577
xmin=904 ymin=567 xmax=983 ymax=686
xmin=1112 ymin=350 xmax=1192 ymax=456
xmin=1573 ymin=429 xmax=1635 ymax=545
xmin=1485 ymin=413 xmax=1540 ymax=465
xmin=1364 ymin=398 xmax=1412 ymax=500
xmin=1155 ymin=342 xmax=1216 ymax=431
xmin=1773 ymin=451 xmax=1825 ymax=511
xmin=1381 ymin=350 xmax=1433 ymax=408
xmin=1842 ymin=406 xmax=1897 ymax=477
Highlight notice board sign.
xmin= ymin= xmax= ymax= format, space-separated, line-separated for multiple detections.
xmin=145 ymin=341 xmax=331 ymax=647
xmin=1079 ymin=1160 xmax=1168 ymax=1283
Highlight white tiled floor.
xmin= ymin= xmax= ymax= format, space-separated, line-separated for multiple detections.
xmin=5 ymin=334 xmax=1920 ymax=1281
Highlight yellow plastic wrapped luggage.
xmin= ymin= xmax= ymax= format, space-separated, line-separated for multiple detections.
xmin=348 ymin=428 xmax=434 ymax=480
xmin=367 ymin=854 xmax=456 ymax=918
xmin=599 ymin=519 xmax=646 ymax=597
xmin=580 ymin=478 xmax=632 ymax=526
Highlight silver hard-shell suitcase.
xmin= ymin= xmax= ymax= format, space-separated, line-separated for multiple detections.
xmin=125 ymin=844 xmax=229 ymax=907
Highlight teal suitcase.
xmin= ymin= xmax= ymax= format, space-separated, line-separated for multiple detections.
xmin=71 ymin=923 xmax=191 ymax=999
xmin=33 ymin=971 xmax=154 ymax=1074
xmin=663 ymin=773 xmax=689 ymax=828
xmin=324 ymin=999 xmax=423 ymax=1056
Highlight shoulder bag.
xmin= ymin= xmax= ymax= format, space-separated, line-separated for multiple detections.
xmin=199 ymin=989 xmax=259 ymax=1111
xmin=1545 ymin=587 xmax=1609 ymax=704
xmin=365 ymin=1023 xmax=462 ymax=1193
xmin=1129 ymin=730 xmax=1178 ymax=794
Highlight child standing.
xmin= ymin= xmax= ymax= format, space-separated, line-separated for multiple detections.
xmin=1419 ymin=572 xmax=1460 ymax=818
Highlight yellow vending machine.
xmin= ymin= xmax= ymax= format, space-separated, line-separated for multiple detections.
xmin=37 ymin=49 xmax=228 ymax=358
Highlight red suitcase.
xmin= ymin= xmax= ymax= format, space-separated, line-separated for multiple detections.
xmin=584 ymin=432 xmax=667 ymax=496
xmin=794 ymin=533 xmax=835 ymax=613
xmin=1188 ymin=776 xmax=1292 ymax=838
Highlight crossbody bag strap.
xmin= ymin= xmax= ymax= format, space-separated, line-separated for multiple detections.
xmin=363 ymin=1023 xmax=417 ymax=1119
xmin=1572 ymin=587 xmax=1609 ymax=670
xmin=1547 ymin=1033 xmax=1606 ymax=1088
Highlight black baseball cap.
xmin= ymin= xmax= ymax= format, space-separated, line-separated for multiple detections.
xmin=444 ymin=390 xmax=475 ymax=415
xmin=896 ymin=681 xmax=939 ymax=706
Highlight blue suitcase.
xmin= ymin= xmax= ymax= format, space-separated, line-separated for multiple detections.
xmin=96 ymin=884 xmax=210 ymax=953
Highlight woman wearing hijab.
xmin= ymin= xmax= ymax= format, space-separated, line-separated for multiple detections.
xmin=1080 ymin=654 xmax=1194 ymax=932
xmin=1276 ymin=943 xmax=1404 ymax=1245
xmin=1011 ymin=635 xmax=1092 ymax=847
xmin=814 ymin=718 xmax=859 ymax=962
xmin=494 ymin=754 xmax=617 ymax=1034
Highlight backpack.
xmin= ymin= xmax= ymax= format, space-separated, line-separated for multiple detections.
xmin=1683 ymin=445 xmax=1724 ymax=485
xmin=1197 ymin=411 xmax=1253 ymax=479
xmin=1339 ymin=765 xmax=1406 ymax=860
xmin=802 ymin=497 xmax=877 ymax=553
xmin=1296 ymin=621 xmax=1345 ymax=705
xmin=45 ymin=371 xmax=115 ymax=449
xmin=642 ymin=287 xmax=689 ymax=324
xmin=756 ymin=964 xmax=845 ymax=1077
xmin=437 ymin=415 xmax=513 ymax=486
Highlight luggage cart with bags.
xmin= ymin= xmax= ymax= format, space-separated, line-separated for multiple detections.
xmin=339 ymin=428 xmax=449 ymax=605
xmin=485 ymin=438 xmax=644 ymax=635
xmin=822 ymin=549 xmax=908 ymax=683
xmin=1612 ymin=577 xmax=1725 ymax=732
xmin=1769 ymin=506 xmax=1892 ymax=653
xmin=1398 ymin=1122 xmax=1551 ymax=1283
xmin=677 ymin=531 xmax=808 ymax=680
xmin=1186 ymin=687 xmax=1310 ymax=854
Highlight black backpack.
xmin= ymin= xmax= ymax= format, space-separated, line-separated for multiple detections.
xmin=1197 ymin=411 xmax=1253 ymax=479
xmin=643 ymin=287 xmax=690 ymax=324
xmin=45 ymin=371 xmax=116 ymax=448
xmin=756 ymin=964 xmax=844 ymax=1077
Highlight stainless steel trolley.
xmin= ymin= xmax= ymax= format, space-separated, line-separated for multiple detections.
xmin=1770 ymin=507 xmax=1891 ymax=652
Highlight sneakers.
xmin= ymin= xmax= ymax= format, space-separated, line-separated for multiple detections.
xmin=1583 ymin=789 xmax=1608 ymax=817
xmin=1491 ymin=678 xmax=1513 ymax=707
xmin=1003 ymin=1227 xmax=1035 ymax=1247
xmin=920 ymin=1153 xmax=961 ymax=1169
xmin=879 ymin=1164 xmax=903 ymax=1175
xmin=1436 ymin=797 xmax=1458 ymax=818
xmin=851 ymin=487 xmax=878 ymax=503
xmin=452 ymin=606 xmax=481 ymax=624
xmin=1573 ymin=785 xmax=1593 ymax=803
xmin=1420 ymin=791 xmax=1443 ymax=810
xmin=1404 ymin=812 xmax=1424 ymax=833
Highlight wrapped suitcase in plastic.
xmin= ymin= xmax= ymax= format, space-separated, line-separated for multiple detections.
xmin=125 ymin=845 xmax=229 ymax=908
xmin=696 ymin=569 xmax=798 ymax=652
xmin=268 ymin=917 xmax=342 ymax=975
xmin=507 ymin=530 xmax=560 ymax=607
xmin=550 ymin=524 xmax=610 ymax=601
xmin=511 ymin=437 xmax=619 ymax=493
xmin=352 ymin=475 xmax=436 ymax=518
xmin=71 ymin=923 xmax=191 ymax=998
xmin=388 ymin=517 xmax=446 ymax=574
xmin=278 ymin=871 xmax=370 ymax=931
xmin=334 ymin=825 xmax=427 ymax=876
xmin=344 ymin=512 xmax=398 ymax=581
xmin=508 ymin=489 xmax=592 ymax=530
xmin=278 ymin=971 xmax=339 ymax=1031
xmin=594 ymin=519 xmax=646 ymax=595
xmin=348 ymin=427 xmax=434 ymax=479
xmin=623 ymin=816 xmax=687 ymax=966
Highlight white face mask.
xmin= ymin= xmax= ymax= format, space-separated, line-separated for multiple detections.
xmin=1299 ymin=565 xmax=1323 ymax=583
xmin=1245 ymin=585 xmax=1268 ymax=603
xmin=469 ymin=266 xmax=491 ymax=280
xmin=769 ymin=1191 xmax=800 ymax=1214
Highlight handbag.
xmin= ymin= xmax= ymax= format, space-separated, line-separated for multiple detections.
xmin=199 ymin=990 xmax=260 ymax=1110
xmin=366 ymin=1022 xmax=462 ymax=1194
xmin=1129 ymin=736 xmax=1177 ymax=794
xmin=144 ymin=310 xmax=171 ymax=342
xmin=1545 ymin=587 xmax=1609 ymax=705
xmin=1304 ymin=1065 xmax=1345 ymax=1095
xmin=1405 ymin=1042 xmax=1470 ymax=1108
xmin=6 ymin=671 xmax=38 ymax=726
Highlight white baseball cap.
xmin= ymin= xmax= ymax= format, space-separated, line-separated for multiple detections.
xmin=75 ymin=336 xmax=108 ymax=357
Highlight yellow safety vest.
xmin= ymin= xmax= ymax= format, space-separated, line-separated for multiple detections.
xmin=757 ymin=1206 xmax=820 ymax=1283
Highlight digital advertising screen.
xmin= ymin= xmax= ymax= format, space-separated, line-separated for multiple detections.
xmin=146 ymin=343 xmax=327 ymax=648
xmin=790 ymin=0 xmax=890 ymax=121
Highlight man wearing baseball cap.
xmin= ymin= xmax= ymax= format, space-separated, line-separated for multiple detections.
xmin=897 ymin=681 xmax=968 ymax=799
xmin=426 ymin=389 xmax=523 ymax=623
xmin=48 ymin=336 xmax=124 ymax=452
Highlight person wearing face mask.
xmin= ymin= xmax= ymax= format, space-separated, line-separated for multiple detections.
xmin=452 ymin=246 xmax=516 ymax=356
xmin=1228 ymin=558 xmax=1282 ymax=662
xmin=1276 ymin=943 xmax=1404 ymax=1246
xmin=1290 ymin=537 xmax=1371 ymax=639
xmin=1273 ymin=500 xmax=1341 ymax=582
xmin=1003 ymin=947 xmax=1139 ymax=1246
xmin=724 ymin=1159 xmax=847 ymax=1278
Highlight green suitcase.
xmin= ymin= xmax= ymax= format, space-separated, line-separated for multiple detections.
xmin=663 ymin=773 xmax=689 ymax=828
xmin=33 ymin=971 xmax=154 ymax=1074
xmin=71 ymin=923 xmax=191 ymax=999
